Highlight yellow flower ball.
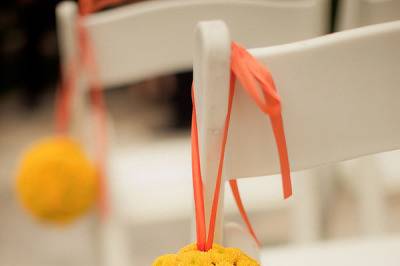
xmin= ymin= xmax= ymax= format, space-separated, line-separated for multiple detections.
xmin=16 ymin=137 xmax=98 ymax=224
xmin=152 ymin=243 xmax=259 ymax=266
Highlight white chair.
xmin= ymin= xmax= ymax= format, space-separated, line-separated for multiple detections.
xmin=193 ymin=20 xmax=400 ymax=262
xmin=56 ymin=0 xmax=330 ymax=264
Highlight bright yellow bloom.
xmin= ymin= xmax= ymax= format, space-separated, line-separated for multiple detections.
xmin=16 ymin=137 xmax=97 ymax=224
xmin=152 ymin=243 xmax=259 ymax=266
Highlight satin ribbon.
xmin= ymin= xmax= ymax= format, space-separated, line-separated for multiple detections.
xmin=55 ymin=16 xmax=108 ymax=218
xmin=79 ymin=0 xmax=124 ymax=15
xmin=192 ymin=42 xmax=292 ymax=251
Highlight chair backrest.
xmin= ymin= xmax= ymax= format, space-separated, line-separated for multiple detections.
xmin=193 ymin=20 xmax=400 ymax=243
xmin=337 ymin=0 xmax=400 ymax=30
xmin=57 ymin=0 xmax=330 ymax=88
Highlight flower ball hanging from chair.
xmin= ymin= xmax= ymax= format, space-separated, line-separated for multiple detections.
xmin=153 ymin=243 xmax=259 ymax=266
xmin=16 ymin=137 xmax=98 ymax=224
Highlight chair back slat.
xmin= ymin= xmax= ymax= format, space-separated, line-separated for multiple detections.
xmin=224 ymin=21 xmax=400 ymax=179
xmin=82 ymin=0 xmax=330 ymax=87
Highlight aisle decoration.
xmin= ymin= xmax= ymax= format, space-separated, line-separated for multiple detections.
xmin=15 ymin=0 xmax=115 ymax=224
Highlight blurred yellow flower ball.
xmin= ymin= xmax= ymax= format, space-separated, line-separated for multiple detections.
xmin=152 ymin=243 xmax=259 ymax=266
xmin=16 ymin=137 xmax=97 ymax=224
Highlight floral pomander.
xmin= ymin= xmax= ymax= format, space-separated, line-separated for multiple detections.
xmin=152 ymin=243 xmax=259 ymax=266
xmin=16 ymin=137 xmax=97 ymax=224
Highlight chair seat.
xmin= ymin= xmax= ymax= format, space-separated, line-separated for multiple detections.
xmin=261 ymin=235 xmax=400 ymax=266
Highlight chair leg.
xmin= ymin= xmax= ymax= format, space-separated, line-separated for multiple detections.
xmin=357 ymin=174 xmax=386 ymax=235
xmin=96 ymin=217 xmax=131 ymax=266
xmin=290 ymin=167 xmax=335 ymax=243
xmin=339 ymin=156 xmax=387 ymax=235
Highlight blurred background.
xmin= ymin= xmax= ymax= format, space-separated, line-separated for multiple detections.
xmin=1 ymin=0 xmax=400 ymax=265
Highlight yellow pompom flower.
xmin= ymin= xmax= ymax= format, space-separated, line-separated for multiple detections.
xmin=16 ymin=137 xmax=97 ymax=224
xmin=152 ymin=243 xmax=259 ymax=266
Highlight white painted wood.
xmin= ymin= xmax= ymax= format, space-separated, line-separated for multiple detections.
xmin=98 ymin=218 xmax=131 ymax=266
xmin=82 ymin=0 xmax=330 ymax=88
xmin=56 ymin=2 xmax=89 ymax=144
xmin=194 ymin=20 xmax=400 ymax=249
xmin=193 ymin=21 xmax=231 ymax=245
xmin=338 ymin=158 xmax=387 ymax=235
xmin=56 ymin=1 xmax=78 ymax=69
xmin=290 ymin=169 xmax=328 ymax=243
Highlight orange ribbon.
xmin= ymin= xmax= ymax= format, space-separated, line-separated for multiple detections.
xmin=79 ymin=0 xmax=124 ymax=15
xmin=192 ymin=42 xmax=292 ymax=251
xmin=55 ymin=15 xmax=108 ymax=218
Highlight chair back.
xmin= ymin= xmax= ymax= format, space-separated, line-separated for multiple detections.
xmin=193 ymin=20 xmax=400 ymax=243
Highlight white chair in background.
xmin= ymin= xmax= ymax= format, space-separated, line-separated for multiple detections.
xmin=337 ymin=0 xmax=400 ymax=30
xmin=56 ymin=0 xmax=331 ymax=264
xmin=193 ymin=19 xmax=400 ymax=262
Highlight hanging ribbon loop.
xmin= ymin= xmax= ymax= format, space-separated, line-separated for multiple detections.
xmin=191 ymin=42 xmax=292 ymax=251
xmin=231 ymin=42 xmax=292 ymax=199
xmin=55 ymin=16 xmax=108 ymax=218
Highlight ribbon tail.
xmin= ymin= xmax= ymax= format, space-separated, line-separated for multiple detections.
xmin=270 ymin=114 xmax=292 ymax=199
xmin=54 ymin=85 xmax=70 ymax=134
xmin=191 ymin=89 xmax=207 ymax=251
xmin=78 ymin=23 xmax=110 ymax=218
xmin=97 ymin=166 xmax=109 ymax=218
xmin=55 ymin=62 xmax=77 ymax=135
xmin=229 ymin=179 xmax=261 ymax=246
